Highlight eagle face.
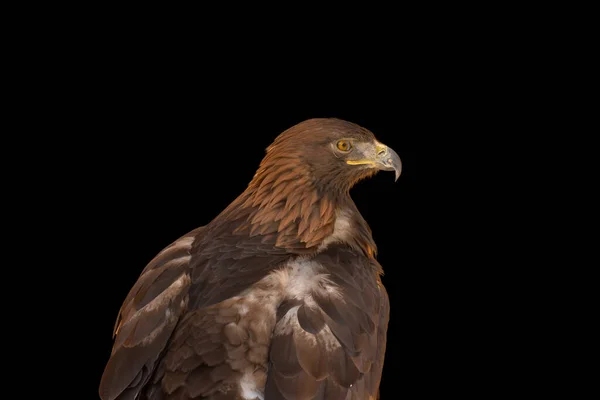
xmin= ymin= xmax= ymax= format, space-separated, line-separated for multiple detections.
xmin=265 ymin=118 xmax=401 ymax=193
xmin=100 ymin=118 xmax=400 ymax=400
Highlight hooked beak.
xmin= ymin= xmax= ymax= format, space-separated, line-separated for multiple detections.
xmin=347 ymin=141 xmax=402 ymax=181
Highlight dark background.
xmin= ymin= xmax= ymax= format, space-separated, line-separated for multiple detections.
xmin=26 ymin=14 xmax=561 ymax=398
xmin=73 ymin=93 xmax=417 ymax=398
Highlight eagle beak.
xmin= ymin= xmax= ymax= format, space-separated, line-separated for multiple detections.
xmin=373 ymin=142 xmax=402 ymax=181
xmin=347 ymin=141 xmax=402 ymax=181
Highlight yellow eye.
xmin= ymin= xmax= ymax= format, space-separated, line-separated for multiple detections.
xmin=337 ymin=140 xmax=352 ymax=152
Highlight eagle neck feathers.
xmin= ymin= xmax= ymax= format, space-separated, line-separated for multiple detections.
xmin=207 ymin=155 xmax=377 ymax=259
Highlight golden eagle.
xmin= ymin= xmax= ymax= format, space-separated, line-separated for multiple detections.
xmin=99 ymin=118 xmax=402 ymax=399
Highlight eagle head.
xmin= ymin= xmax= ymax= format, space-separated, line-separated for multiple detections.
xmin=263 ymin=118 xmax=401 ymax=193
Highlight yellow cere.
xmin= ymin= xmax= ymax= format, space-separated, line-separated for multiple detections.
xmin=346 ymin=160 xmax=376 ymax=166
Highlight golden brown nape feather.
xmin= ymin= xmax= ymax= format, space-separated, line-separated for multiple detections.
xmin=211 ymin=118 xmax=381 ymax=255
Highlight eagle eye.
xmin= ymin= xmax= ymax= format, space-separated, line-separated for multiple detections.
xmin=336 ymin=140 xmax=353 ymax=152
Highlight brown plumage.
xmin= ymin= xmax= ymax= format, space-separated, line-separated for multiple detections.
xmin=99 ymin=118 xmax=401 ymax=400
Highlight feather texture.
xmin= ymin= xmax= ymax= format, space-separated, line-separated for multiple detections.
xmin=99 ymin=118 xmax=391 ymax=400
xmin=264 ymin=246 xmax=388 ymax=400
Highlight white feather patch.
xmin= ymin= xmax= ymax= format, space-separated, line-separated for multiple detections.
xmin=318 ymin=209 xmax=353 ymax=251
xmin=240 ymin=369 xmax=265 ymax=400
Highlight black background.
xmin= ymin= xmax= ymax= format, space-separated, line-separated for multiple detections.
xmin=73 ymin=90 xmax=418 ymax=398
xmin=23 ymin=13 xmax=561 ymax=398
xmin=27 ymin=28 xmax=428 ymax=394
